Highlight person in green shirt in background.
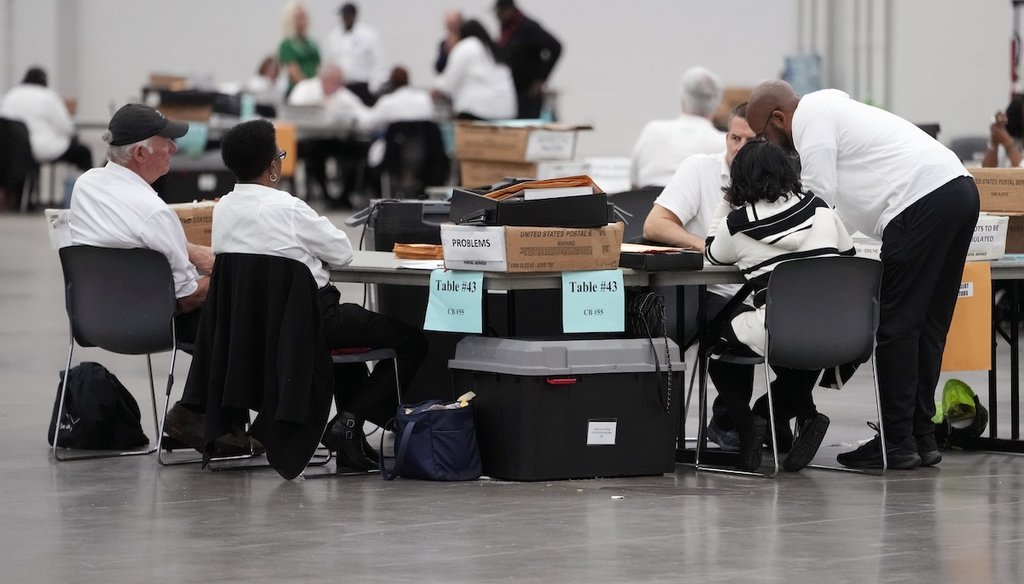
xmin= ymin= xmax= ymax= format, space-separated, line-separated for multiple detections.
xmin=279 ymin=1 xmax=320 ymax=97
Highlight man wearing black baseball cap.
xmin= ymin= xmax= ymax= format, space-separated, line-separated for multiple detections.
xmin=69 ymin=103 xmax=212 ymax=337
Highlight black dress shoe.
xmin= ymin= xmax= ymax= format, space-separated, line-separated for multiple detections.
xmin=323 ymin=412 xmax=378 ymax=472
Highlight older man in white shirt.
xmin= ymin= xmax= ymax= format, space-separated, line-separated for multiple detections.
xmin=69 ymin=104 xmax=212 ymax=341
xmin=630 ymin=66 xmax=726 ymax=189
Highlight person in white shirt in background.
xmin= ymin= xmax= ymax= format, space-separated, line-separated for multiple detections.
xmin=630 ymin=66 xmax=726 ymax=189
xmin=434 ymin=10 xmax=463 ymax=74
xmin=432 ymin=19 xmax=516 ymax=121
xmin=324 ymin=2 xmax=387 ymax=107
xmin=244 ymin=56 xmax=286 ymax=115
xmin=214 ymin=119 xmax=427 ymax=471
xmin=69 ymin=104 xmax=212 ymax=342
xmin=288 ymin=65 xmax=369 ymax=208
xmin=357 ymin=66 xmax=437 ymax=177
xmin=0 ymin=67 xmax=93 ymax=173
xmin=642 ymin=102 xmax=756 ymax=454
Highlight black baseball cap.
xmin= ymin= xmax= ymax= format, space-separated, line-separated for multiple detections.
xmin=107 ymin=104 xmax=189 ymax=146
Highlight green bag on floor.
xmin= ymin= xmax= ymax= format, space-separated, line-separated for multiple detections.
xmin=932 ymin=379 xmax=988 ymax=447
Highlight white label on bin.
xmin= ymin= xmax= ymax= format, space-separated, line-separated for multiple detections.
xmin=958 ymin=282 xmax=974 ymax=298
xmin=587 ymin=419 xmax=617 ymax=446
xmin=524 ymin=130 xmax=575 ymax=161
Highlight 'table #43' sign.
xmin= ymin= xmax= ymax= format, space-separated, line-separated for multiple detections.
xmin=424 ymin=269 xmax=483 ymax=333
xmin=561 ymin=269 xmax=624 ymax=333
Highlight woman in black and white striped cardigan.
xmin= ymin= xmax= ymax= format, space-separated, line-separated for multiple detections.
xmin=704 ymin=140 xmax=855 ymax=472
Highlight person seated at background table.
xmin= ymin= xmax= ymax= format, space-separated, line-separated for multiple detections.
xmin=432 ymin=18 xmax=516 ymax=121
xmin=642 ymin=101 xmax=755 ymax=453
xmin=288 ymin=64 xmax=369 ymax=208
xmin=0 ymin=66 xmax=93 ymax=174
xmin=278 ymin=1 xmax=319 ymax=98
xmin=703 ymin=140 xmax=854 ymax=472
xmin=214 ymin=119 xmax=428 ymax=470
xmin=69 ymin=104 xmax=212 ymax=344
xmin=244 ymin=55 xmax=285 ymax=114
xmin=981 ymin=93 xmax=1024 ymax=168
xmin=630 ymin=66 xmax=726 ymax=189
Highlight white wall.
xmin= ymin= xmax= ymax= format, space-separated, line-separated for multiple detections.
xmin=2 ymin=0 xmax=1013 ymax=157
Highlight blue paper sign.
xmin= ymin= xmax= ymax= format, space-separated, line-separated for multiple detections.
xmin=561 ymin=269 xmax=625 ymax=333
xmin=424 ymin=270 xmax=483 ymax=333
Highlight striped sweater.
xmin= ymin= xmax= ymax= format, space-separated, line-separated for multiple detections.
xmin=704 ymin=192 xmax=855 ymax=355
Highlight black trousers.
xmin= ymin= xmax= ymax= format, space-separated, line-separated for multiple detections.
xmin=318 ymin=286 xmax=428 ymax=426
xmin=55 ymin=136 xmax=93 ymax=171
xmin=516 ymin=90 xmax=543 ymax=120
xmin=296 ymin=138 xmax=369 ymax=208
xmin=876 ymin=176 xmax=979 ymax=439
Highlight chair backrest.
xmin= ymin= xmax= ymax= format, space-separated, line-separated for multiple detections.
xmin=764 ymin=256 xmax=882 ymax=370
xmin=383 ymin=120 xmax=450 ymax=197
xmin=59 ymin=246 xmax=177 ymax=355
xmin=949 ymin=136 xmax=989 ymax=163
xmin=0 ymin=117 xmax=36 ymax=193
xmin=607 ymin=186 xmax=662 ymax=243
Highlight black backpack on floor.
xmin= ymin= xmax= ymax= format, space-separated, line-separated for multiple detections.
xmin=47 ymin=362 xmax=150 ymax=450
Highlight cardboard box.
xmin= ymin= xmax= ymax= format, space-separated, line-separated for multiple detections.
xmin=459 ymin=160 xmax=589 ymax=188
xmin=941 ymin=261 xmax=992 ymax=372
xmin=441 ymin=222 xmax=624 ymax=272
xmin=713 ymin=86 xmax=753 ymax=129
xmin=1006 ymin=214 xmax=1024 ymax=254
xmin=970 ymin=168 xmax=1024 ymax=213
xmin=168 ymin=201 xmax=216 ymax=247
xmin=852 ymin=214 xmax=1010 ymax=261
xmin=454 ymin=122 xmax=590 ymax=162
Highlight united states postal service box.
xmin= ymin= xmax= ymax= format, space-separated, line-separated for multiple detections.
xmin=970 ymin=168 xmax=1024 ymax=213
xmin=454 ymin=121 xmax=591 ymax=162
xmin=168 ymin=201 xmax=216 ymax=247
xmin=448 ymin=337 xmax=682 ymax=481
xmin=441 ymin=222 xmax=623 ymax=273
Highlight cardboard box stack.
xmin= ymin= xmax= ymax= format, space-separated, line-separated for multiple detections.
xmin=969 ymin=168 xmax=1024 ymax=254
xmin=454 ymin=121 xmax=592 ymax=187
xmin=441 ymin=175 xmax=623 ymax=272
xmin=168 ymin=200 xmax=216 ymax=247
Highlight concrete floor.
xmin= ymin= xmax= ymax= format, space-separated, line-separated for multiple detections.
xmin=3 ymin=210 xmax=1024 ymax=583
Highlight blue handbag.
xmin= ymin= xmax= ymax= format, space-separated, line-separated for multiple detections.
xmin=381 ymin=399 xmax=482 ymax=481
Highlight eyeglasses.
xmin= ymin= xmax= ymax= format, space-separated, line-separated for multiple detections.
xmin=754 ymin=110 xmax=778 ymax=141
xmin=273 ymin=150 xmax=287 ymax=161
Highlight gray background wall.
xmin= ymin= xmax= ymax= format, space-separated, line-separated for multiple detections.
xmin=0 ymin=0 xmax=1014 ymax=157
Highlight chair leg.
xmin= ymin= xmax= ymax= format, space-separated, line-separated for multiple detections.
xmin=805 ymin=355 xmax=887 ymax=475
xmin=695 ymin=354 xmax=778 ymax=478
xmin=51 ymin=337 xmax=75 ymax=460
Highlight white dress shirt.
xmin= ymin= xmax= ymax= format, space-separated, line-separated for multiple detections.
xmin=324 ymin=22 xmax=387 ymax=91
xmin=357 ymin=86 xmax=436 ymax=134
xmin=793 ymin=89 xmax=970 ymax=238
xmin=69 ymin=162 xmax=199 ymax=299
xmin=653 ymin=151 xmax=740 ymax=300
xmin=0 ymin=83 xmax=74 ymax=162
xmin=287 ymin=78 xmax=368 ymax=128
xmin=212 ymin=183 xmax=353 ymax=289
xmin=433 ymin=37 xmax=516 ymax=121
xmin=630 ymin=114 xmax=725 ymax=188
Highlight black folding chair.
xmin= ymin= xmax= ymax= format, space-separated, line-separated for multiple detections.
xmin=695 ymin=256 xmax=886 ymax=477
xmin=607 ymin=187 xmax=662 ymax=243
xmin=54 ymin=246 xmax=183 ymax=461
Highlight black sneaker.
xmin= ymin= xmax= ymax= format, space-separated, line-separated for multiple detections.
xmin=738 ymin=417 xmax=769 ymax=472
xmin=707 ymin=421 xmax=741 ymax=452
xmin=837 ymin=435 xmax=922 ymax=470
xmin=915 ymin=432 xmax=942 ymax=467
xmin=782 ymin=414 xmax=830 ymax=472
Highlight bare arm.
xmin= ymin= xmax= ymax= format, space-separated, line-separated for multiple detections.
xmin=984 ymin=112 xmax=1022 ymax=168
xmin=176 ymin=275 xmax=209 ymax=314
xmin=186 ymin=242 xmax=214 ymax=276
xmin=642 ymin=204 xmax=706 ymax=251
